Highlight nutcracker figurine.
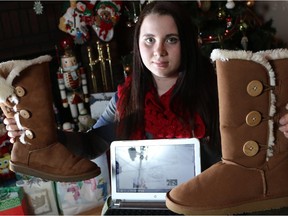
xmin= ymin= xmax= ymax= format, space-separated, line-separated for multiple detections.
xmin=57 ymin=48 xmax=89 ymax=122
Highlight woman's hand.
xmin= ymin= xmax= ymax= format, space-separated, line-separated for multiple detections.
xmin=3 ymin=118 xmax=23 ymax=143
xmin=279 ymin=111 xmax=288 ymax=139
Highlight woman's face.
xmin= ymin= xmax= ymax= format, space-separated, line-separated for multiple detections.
xmin=139 ymin=14 xmax=181 ymax=78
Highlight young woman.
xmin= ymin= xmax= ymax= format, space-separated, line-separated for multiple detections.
xmin=91 ymin=1 xmax=222 ymax=169
xmin=4 ymin=2 xmax=288 ymax=171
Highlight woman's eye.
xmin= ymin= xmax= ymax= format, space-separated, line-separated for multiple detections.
xmin=167 ymin=37 xmax=179 ymax=44
xmin=145 ymin=37 xmax=155 ymax=44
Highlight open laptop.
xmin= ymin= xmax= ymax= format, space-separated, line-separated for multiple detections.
xmin=104 ymin=138 xmax=201 ymax=215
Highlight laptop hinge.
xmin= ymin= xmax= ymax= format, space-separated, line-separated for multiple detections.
xmin=114 ymin=199 xmax=121 ymax=207
xmin=116 ymin=200 xmax=166 ymax=209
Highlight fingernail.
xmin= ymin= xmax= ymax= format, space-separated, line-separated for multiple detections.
xmin=3 ymin=118 xmax=8 ymax=124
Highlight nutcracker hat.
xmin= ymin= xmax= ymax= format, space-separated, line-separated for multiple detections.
xmin=61 ymin=47 xmax=76 ymax=58
xmin=79 ymin=108 xmax=88 ymax=116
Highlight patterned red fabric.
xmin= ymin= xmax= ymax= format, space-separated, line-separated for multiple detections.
xmin=117 ymin=77 xmax=206 ymax=139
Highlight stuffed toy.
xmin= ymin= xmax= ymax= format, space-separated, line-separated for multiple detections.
xmin=92 ymin=1 xmax=122 ymax=42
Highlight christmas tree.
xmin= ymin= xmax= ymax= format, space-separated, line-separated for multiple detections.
xmin=180 ymin=0 xmax=287 ymax=57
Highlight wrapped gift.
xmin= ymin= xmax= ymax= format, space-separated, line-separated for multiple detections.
xmin=56 ymin=153 xmax=110 ymax=215
xmin=16 ymin=178 xmax=59 ymax=215
xmin=0 ymin=186 xmax=29 ymax=215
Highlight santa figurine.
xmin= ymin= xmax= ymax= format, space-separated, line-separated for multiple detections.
xmin=57 ymin=47 xmax=89 ymax=123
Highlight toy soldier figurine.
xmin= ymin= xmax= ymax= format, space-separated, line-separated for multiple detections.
xmin=57 ymin=49 xmax=89 ymax=123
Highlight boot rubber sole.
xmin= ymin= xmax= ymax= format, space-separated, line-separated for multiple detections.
xmin=9 ymin=161 xmax=101 ymax=182
xmin=166 ymin=192 xmax=288 ymax=215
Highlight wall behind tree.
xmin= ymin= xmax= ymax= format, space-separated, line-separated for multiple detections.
xmin=255 ymin=1 xmax=288 ymax=44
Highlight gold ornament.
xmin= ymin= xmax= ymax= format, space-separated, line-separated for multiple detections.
xmin=246 ymin=0 xmax=255 ymax=7
xmin=217 ymin=7 xmax=226 ymax=20
xmin=239 ymin=20 xmax=248 ymax=31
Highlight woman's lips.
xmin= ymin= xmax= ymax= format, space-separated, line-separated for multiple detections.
xmin=153 ymin=61 xmax=168 ymax=68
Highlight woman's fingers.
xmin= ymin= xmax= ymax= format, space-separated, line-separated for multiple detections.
xmin=3 ymin=117 xmax=16 ymax=126
xmin=3 ymin=117 xmax=23 ymax=142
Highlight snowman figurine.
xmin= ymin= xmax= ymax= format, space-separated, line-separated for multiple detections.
xmin=59 ymin=1 xmax=91 ymax=44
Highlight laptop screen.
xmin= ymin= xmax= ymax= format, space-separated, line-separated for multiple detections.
xmin=110 ymin=138 xmax=201 ymax=201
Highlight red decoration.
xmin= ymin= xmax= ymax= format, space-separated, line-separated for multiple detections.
xmin=59 ymin=37 xmax=74 ymax=51
xmin=92 ymin=1 xmax=122 ymax=42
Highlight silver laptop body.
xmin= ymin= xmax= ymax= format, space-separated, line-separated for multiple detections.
xmin=105 ymin=138 xmax=201 ymax=214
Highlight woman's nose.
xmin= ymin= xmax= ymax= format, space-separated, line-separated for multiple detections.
xmin=153 ymin=42 xmax=167 ymax=57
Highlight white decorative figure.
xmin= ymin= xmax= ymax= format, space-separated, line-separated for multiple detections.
xmin=77 ymin=109 xmax=96 ymax=132
xmin=57 ymin=50 xmax=89 ymax=122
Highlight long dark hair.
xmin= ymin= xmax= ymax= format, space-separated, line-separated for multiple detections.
xmin=116 ymin=1 xmax=220 ymax=147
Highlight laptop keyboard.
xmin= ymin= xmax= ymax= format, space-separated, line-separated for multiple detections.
xmin=104 ymin=208 xmax=182 ymax=215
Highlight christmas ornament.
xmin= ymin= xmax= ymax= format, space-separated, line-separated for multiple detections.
xmin=225 ymin=0 xmax=235 ymax=9
xmin=58 ymin=1 xmax=90 ymax=44
xmin=226 ymin=15 xmax=232 ymax=28
xmin=33 ymin=1 xmax=43 ymax=15
xmin=124 ymin=1 xmax=144 ymax=27
xmin=239 ymin=20 xmax=248 ymax=31
xmin=217 ymin=6 xmax=226 ymax=20
xmin=82 ymin=0 xmax=97 ymax=15
xmin=246 ymin=0 xmax=255 ymax=7
xmin=92 ymin=1 xmax=122 ymax=42
xmin=59 ymin=37 xmax=74 ymax=51
xmin=241 ymin=35 xmax=248 ymax=50
xmin=121 ymin=53 xmax=133 ymax=77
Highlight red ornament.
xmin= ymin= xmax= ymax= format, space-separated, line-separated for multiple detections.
xmin=59 ymin=37 xmax=74 ymax=51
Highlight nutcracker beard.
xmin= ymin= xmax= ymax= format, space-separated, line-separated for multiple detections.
xmin=0 ymin=55 xmax=105 ymax=182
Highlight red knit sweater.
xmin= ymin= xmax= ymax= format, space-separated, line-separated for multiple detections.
xmin=117 ymin=78 xmax=205 ymax=139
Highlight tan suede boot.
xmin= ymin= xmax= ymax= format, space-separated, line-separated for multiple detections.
xmin=166 ymin=49 xmax=288 ymax=214
xmin=0 ymin=55 xmax=101 ymax=182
